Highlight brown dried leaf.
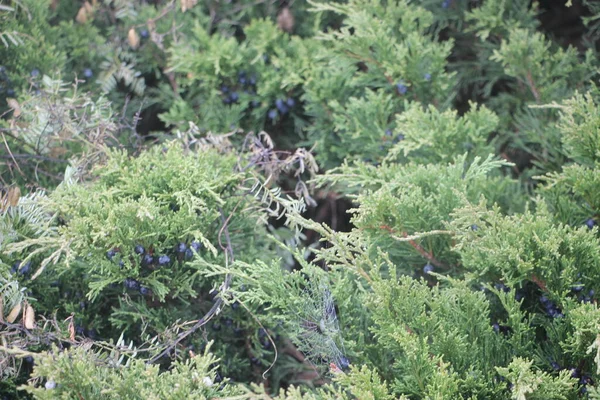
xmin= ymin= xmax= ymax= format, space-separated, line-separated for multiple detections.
xmin=68 ymin=318 xmax=75 ymax=341
xmin=7 ymin=98 xmax=20 ymax=117
xmin=75 ymin=1 xmax=93 ymax=24
xmin=128 ymin=28 xmax=140 ymax=50
xmin=7 ymin=186 xmax=20 ymax=207
xmin=180 ymin=0 xmax=198 ymax=12
xmin=6 ymin=302 xmax=21 ymax=323
xmin=23 ymin=303 xmax=35 ymax=329
xmin=277 ymin=7 xmax=295 ymax=33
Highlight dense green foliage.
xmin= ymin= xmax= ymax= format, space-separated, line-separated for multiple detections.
xmin=3 ymin=0 xmax=600 ymax=399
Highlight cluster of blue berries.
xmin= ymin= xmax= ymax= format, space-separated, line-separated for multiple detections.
xmin=572 ymin=284 xmax=595 ymax=303
xmin=551 ymin=362 xmax=595 ymax=394
xmin=0 ymin=66 xmax=15 ymax=98
xmin=107 ymin=241 xmax=203 ymax=296
xmin=75 ymin=324 xmax=99 ymax=340
xmin=395 ymin=82 xmax=408 ymax=95
xmin=221 ymin=70 xmax=259 ymax=106
xmin=540 ymin=295 xmax=564 ymax=318
xmin=384 ymin=129 xmax=404 ymax=148
xmin=268 ymin=97 xmax=296 ymax=121
xmin=10 ymin=260 xmax=31 ymax=276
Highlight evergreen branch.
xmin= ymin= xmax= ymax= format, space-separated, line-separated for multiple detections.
xmin=373 ymin=224 xmax=452 ymax=270
xmin=147 ymin=207 xmax=234 ymax=364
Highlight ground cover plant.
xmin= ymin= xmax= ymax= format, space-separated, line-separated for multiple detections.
xmin=2 ymin=0 xmax=600 ymax=399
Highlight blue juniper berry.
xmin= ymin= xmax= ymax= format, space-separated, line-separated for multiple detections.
xmin=586 ymin=218 xmax=596 ymax=229
xmin=106 ymin=249 xmax=117 ymax=260
xmin=268 ymin=109 xmax=278 ymax=121
xmin=139 ymin=286 xmax=151 ymax=296
xmin=396 ymin=82 xmax=408 ymax=95
xmin=124 ymin=278 xmax=140 ymax=291
xmin=157 ymin=254 xmax=170 ymax=266
xmin=275 ymin=98 xmax=289 ymax=114
xmin=134 ymin=245 xmax=145 ymax=255
xmin=423 ymin=263 xmax=434 ymax=274
xmin=142 ymin=253 xmax=154 ymax=267
xmin=83 ymin=68 xmax=93 ymax=79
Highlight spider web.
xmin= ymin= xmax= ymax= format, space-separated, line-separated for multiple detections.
xmin=294 ymin=280 xmax=349 ymax=372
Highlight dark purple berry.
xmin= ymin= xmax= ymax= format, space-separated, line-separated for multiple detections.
xmin=442 ymin=0 xmax=450 ymax=8
xmin=275 ymin=98 xmax=288 ymax=114
xmin=339 ymin=356 xmax=350 ymax=370
xmin=385 ymin=129 xmax=393 ymax=136
xmin=268 ymin=109 xmax=278 ymax=120
xmin=222 ymin=317 xmax=233 ymax=327
xmin=184 ymin=248 xmax=193 ymax=259
xmin=550 ymin=361 xmax=561 ymax=370
xmin=471 ymin=224 xmax=478 ymax=231
xmin=249 ymin=75 xmax=257 ymax=85
xmin=134 ymin=245 xmax=145 ymax=255
xmin=176 ymin=243 xmax=187 ymax=254
xmin=106 ymin=249 xmax=117 ymax=260
xmin=423 ymin=263 xmax=434 ymax=274
xmin=142 ymin=254 xmax=154 ymax=267
xmin=286 ymin=97 xmax=295 ymax=107
xmin=140 ymin=29 xmax=149 ymax=39
xmin=6 ymin=88 xmax=15 ymax=97
xmin=157 ymin=255 xmax=170 ymax=266
xmin=570 ymin=368 xmax=580 ymax=378
xmin=589 ymin=289 xmax=595 ymax=297
xmin=250 ymin=356 xmax=261 ymax=366
xmin=540 ymin=295 xmax=550 ymax=305
xmin=31 ymin=69 xmax=40 ymax=77
xmin=586 ymin=218 xmax=596 ymax=229
xmin=190 ymin=241 xmax=202 ymax=252
xmin=251 ymin=99 xmax=260 ymax=108
xmin=231 ymin=301 xmax=240 ymax=310
xmin=572 ymin=283 xmax=584 ymax=292
xmin=23 ymin=356 xmax=34 ymax=365
xmin=492 ymin=323 xmax=500 ymax=333
xmin=221 ymin=85 xmax=229 ymax=94
xmin=124 ymin=278 xmax=140 ymax=290
xmin=139 ymin=286 xmax=150 ymax=296
xmin=396 ymin=83 xmax=407 ymax=95
xmin=393 ymin=134 xmax=405 ymax=143
xmin=229 ymin=92 xmax=239 ymax=102
xmin=83 ymin=69 xmax=93 ymax=79
xmin=424 ymin=73 xmax=431 ymax=81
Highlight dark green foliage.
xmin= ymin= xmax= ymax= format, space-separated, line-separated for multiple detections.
xmin=3 ymin=0 xmax=600 ymax=399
